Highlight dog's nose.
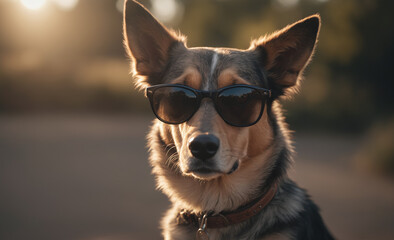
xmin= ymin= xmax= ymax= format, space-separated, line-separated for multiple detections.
xmin=188 ymin=134 xmax=220 ymax=160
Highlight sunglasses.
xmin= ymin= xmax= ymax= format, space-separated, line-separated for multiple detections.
xmin=146 ymin=84 xmax=271 ymax=127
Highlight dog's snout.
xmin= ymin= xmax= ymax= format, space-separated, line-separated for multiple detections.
xmin=188 ymin=134 xmax=220 ymax=160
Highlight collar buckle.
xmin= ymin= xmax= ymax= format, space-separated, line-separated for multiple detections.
xmin=196 ymin=212 xmax=210 ymax=240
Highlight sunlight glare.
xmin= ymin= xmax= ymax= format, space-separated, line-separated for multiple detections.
xmin=20 ymin=0 xmax=46 ymax=10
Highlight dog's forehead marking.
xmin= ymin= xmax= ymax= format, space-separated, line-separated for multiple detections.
xmin=210 ymin=53 xmax=219 ymax=79
xmin=202 ymin=51 xmax=219 ymax=91
xmin=196 ymin=50 xmax=218 ymax=132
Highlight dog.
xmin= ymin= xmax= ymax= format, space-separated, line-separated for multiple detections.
xmin=123 ymin=1 xmax=334 ymax=239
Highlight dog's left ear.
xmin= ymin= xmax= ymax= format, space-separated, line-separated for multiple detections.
xmin=251 ymin=15 xmax=320 ymax=97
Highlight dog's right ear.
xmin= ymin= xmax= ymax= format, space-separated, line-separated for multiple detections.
xmin=123 ymin=0 xmax=183 ymax=88
xmin=250 ymin=15 xmax=320 ymax=98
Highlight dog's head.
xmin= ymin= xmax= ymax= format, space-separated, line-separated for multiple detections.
xmin=123 ymin=0 xmax=320 ymax=182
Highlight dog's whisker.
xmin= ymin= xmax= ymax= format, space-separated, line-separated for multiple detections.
xmin=166 ymin=152 xmax=180 ymax=171
xmin=165 ymin=145 xmax=176 ymax=156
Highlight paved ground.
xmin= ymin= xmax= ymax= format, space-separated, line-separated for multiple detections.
xmin=0 ymin=114 xmax=393 ymax=240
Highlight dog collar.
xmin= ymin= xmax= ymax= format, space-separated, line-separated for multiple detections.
xmin=176 ymin=182 xmax=278 ymax=230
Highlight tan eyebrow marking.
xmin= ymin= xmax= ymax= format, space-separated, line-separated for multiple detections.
xmin=171 ymin=67 xmax=202 ymax=89
xmin=217 ymin=68 xmax=249 ymax=89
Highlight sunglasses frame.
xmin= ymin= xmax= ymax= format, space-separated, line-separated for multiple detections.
xmin=146 ymin=84 xmax=272 ymax=127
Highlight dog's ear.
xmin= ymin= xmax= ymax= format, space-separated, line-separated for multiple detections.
xmin=123 ymin=0 xmax=184 ymax=88
xmin=251 ymin=15 xmax=320 ymax=97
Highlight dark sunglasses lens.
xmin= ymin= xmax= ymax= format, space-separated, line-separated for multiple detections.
xmin=217 ymin=87 xmax=263 ymax=126
xmin=151 ymin=86 xmax=198 ymax=124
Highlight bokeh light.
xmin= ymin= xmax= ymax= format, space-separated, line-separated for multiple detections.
xmin=276 ymin=0 xmax=299 ymax=8
xmin=150 ymin=0 xmax=180 ymax=23
xmin=52 ymin=0 xmax=79 ymax=11
xmin=20 ymin=0 xmax=46 ymax=10
xmin=116 ymin=0 xmax=124 ymax=13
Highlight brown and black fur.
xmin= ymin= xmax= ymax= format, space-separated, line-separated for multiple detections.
xmin=123 ymin=0 xmax=334 ymax=239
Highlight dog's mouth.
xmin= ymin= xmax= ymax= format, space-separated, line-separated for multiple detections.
xmin=184 ymin=159 xmax=240 ymax=179
xmin=184 ymin=165 xmax=221 ymax=179
xmin=188 ymin=167 xmax=221 ymax=174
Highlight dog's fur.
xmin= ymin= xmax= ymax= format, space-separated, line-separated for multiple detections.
xmin=123 ymin=1 xmax=334 ymax=239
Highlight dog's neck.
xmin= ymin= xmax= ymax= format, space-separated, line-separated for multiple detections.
xmin=176 ymin=181 xmax=278 ymax=230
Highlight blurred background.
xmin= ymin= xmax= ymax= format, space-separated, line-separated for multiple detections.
xmin=0 ymin=0 xmax=393 ymax=239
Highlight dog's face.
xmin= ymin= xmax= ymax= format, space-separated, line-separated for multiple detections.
xmin=123 ymin=0 xmax=319 ymax=181
xmin=145 ymin=48 xmax=277 ymax=181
